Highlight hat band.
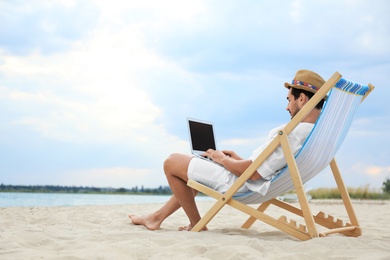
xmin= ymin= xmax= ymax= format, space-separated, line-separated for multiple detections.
xmin=292 ymin=80 xmax=318 ymax=91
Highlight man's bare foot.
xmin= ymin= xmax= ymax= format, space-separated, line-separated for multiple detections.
xmin=128 ymin=214 xmax=161 ymax=231
xmin=178 ymin=224 xmax=208 ymax=231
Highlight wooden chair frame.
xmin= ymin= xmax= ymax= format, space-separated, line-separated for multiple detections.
xmin=187 ymin=72 xmax=375 ymax=240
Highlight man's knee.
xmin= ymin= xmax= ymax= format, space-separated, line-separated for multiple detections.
xmin=163 ymin=153 xmax=191 ymax=175
xmin=163 ymin=153 xmax=180 ymax=173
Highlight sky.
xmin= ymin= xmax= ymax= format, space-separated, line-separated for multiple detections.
xmin=0 ymin=0 xmax=389 ymax=191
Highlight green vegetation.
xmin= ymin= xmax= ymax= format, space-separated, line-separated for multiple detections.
xmin=383 ymin=177 xmax=390 ymax=194
xmin=0 ymin=183 xmax=172 ymax=195
xmin=308 ymin=185 xmax=390 ymax=200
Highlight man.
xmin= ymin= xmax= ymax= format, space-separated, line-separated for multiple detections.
xmin=129 ymin=69 xmax=326 ymax=231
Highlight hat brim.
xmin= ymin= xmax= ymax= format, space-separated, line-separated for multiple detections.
xmin=284 ymin=82 xmax=317 ymax=94
xmin=284 ymin=82 xmax=328 ymax=100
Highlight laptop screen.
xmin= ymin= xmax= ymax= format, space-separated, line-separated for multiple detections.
xmin=188 ymin=118 xmax=216 ymax=154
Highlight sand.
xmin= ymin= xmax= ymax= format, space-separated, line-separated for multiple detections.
xmin=1 ymin=200 xmax=389 ymax=259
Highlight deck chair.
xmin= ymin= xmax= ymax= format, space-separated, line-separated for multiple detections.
xmin=187 ymin=71 xmax=375 ymax=241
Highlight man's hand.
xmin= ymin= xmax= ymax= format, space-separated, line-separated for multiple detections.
xmin=202 ymin=149 xmax=228 ymax=164
xmin=221 ymin=150 xmax=242 ymax=160
xmin=202 ymin=149 xmax=262 ymax=181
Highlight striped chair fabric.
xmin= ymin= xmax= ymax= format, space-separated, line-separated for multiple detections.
xmin=234 ymin=78 xmax=371 ymax=204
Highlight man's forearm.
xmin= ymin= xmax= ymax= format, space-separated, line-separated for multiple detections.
xmin=220 ymin=158 xmax=262 ymax=181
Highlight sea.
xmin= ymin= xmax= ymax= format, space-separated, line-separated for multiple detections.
xmin=0 ymin=192 xmax=212 ymax=208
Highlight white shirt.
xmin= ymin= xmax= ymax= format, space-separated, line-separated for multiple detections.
xmin=245 ymin=123 xmax=314 ymax=195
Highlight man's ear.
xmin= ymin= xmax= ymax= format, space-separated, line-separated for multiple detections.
xmin=299 ymin=93 xmax=309 ymax=104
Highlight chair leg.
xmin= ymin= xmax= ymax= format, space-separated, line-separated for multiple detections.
xmin=279 ymin=130 xmax=318 ymax=238
xmin=241 ymin=201 xmax=272 ymax=229
xmin=228 ymin=198 xmax=312 ymax=241
xmin=191 ymin=199 xmax=226 ymax=232
xmin=187 ymin=180 xmax=227 ymax=232
xmin=329 ymin=158 xmax=361 ymax=229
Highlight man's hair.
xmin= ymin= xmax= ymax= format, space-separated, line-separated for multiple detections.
xmin=290 ymin=87 xmax=325 ymax=109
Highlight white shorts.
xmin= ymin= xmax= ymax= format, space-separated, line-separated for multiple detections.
xmin=187 ymin=157 xmax=250 ymax=195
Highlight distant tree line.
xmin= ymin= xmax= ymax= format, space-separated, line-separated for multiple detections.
xmin=3 ymin=177 xmax=388 ymax=196
xmin=0 ymin=183 xmax=172 ymax=195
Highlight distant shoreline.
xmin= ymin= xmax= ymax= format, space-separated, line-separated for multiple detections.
xmin=0 ymin=184 xmax=173 ymax=196
xmin=1 ymin=184 xmax=389 ymax=200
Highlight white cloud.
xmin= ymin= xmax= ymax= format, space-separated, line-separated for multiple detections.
xmin=365 ymin=166 xmax=390 ymax=176
xmin=0 ymin=18 xmax=180 ymax=144
xmin=290 ymin=0 xmax=303 ymax=24
xmin=91 ymin=0 xmax=207 ymax=35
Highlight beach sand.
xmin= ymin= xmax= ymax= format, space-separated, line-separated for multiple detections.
xmin=1 ymin=200 xmax=389 ymax=259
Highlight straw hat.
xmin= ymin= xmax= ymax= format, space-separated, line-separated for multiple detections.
xmin=284 ymin=69 xmax=325 ymax=94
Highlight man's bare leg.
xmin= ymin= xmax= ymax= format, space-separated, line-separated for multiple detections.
xmin=163 ymin=153 xmax=205 ymax=230
xmin=129 ymin=153 xmax=203 ymax=230
xmin=128 ymin=153 xmax=186 ymax=230
xmin=129 ymin=195 xmax=181 ymax=230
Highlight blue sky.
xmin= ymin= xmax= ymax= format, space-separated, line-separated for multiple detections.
xmin=0 ymin=0 xmax=389 ymax=190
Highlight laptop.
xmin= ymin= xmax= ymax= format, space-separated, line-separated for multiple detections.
xmin=187 ymin=118 xmax=217 ymax=157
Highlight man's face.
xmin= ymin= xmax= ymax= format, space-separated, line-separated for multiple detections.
xmin=286 ymin=88 xmax=302 ymax=119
